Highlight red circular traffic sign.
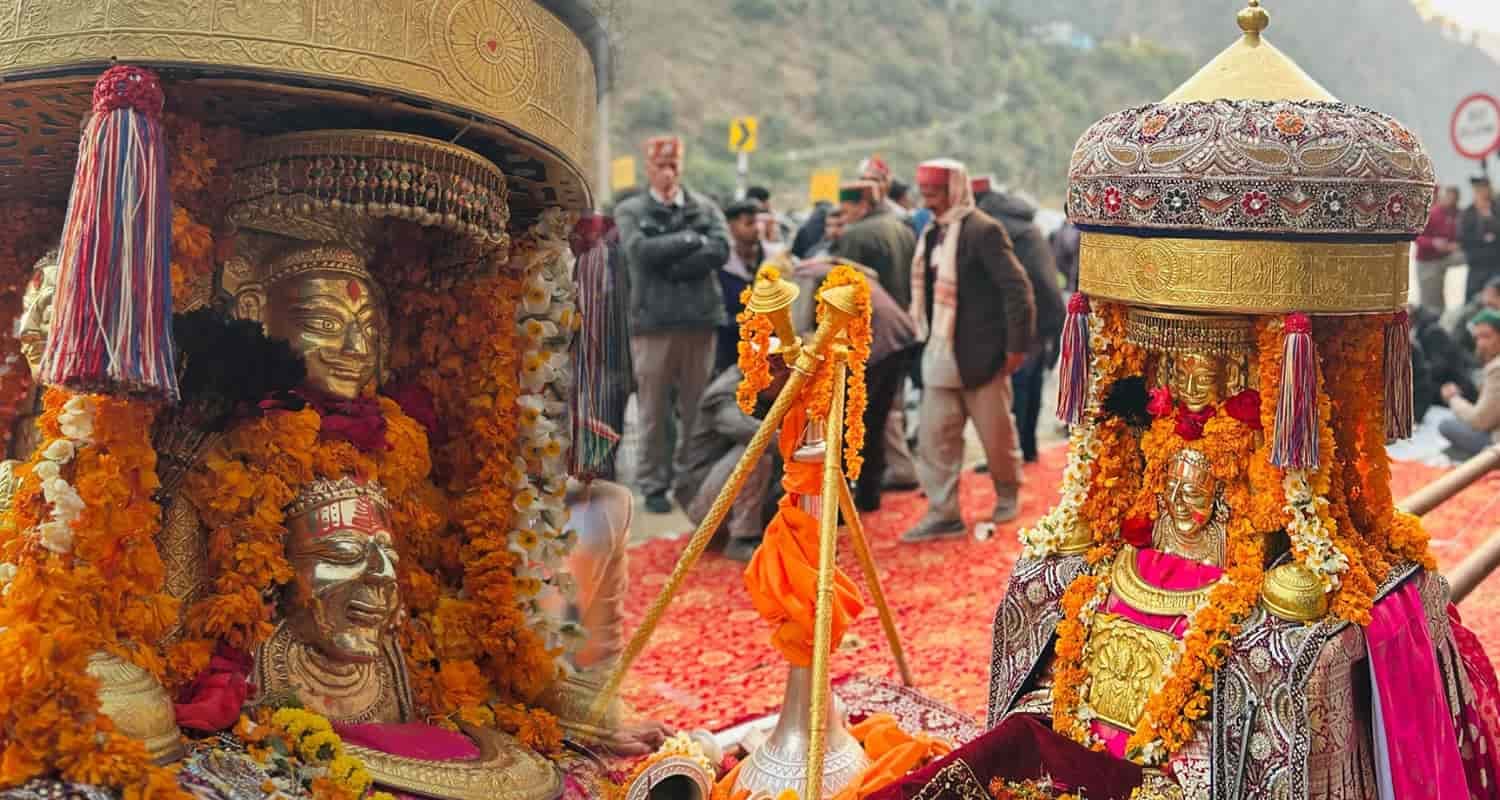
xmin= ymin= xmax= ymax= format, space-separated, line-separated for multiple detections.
xmin=1452 ymin=93 xmax=1500 ymax=161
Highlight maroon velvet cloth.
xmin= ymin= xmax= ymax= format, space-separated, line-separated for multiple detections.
xmin=865 ymin=715 xmax=1142 ymax=800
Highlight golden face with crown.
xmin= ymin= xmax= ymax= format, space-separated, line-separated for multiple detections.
xmin=228 ymin=243 xmax=386 ymax=400
xmin=284 ymin=477 xmax=401 ymax=662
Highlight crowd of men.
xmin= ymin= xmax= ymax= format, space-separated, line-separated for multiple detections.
xmin=609 ymin=136 xmax=1070 ymax=559
xmin=1416 ymin=176 xmax=1500 ymax=462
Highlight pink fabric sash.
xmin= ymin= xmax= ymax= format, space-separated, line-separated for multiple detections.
xmin=1447 ymin=604 xmax=1500 ymax=799
xmin=1091 ymin=549 xmax=1222 ymax=759
xmin=1367 ymin=581 xmax=1467 ymax=800
xmin=334 ymin=722 xmax=481 ymax=761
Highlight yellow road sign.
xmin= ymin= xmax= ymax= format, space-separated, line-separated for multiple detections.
xmin=808 ymin=169 xmax=841 ymax=204
xmin=729 ymin=116 xmax=759 ymax=154
xmin=611 ymin=156 xmax=636 ymax=191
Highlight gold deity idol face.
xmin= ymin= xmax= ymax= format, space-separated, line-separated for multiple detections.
xmin=1168 ymin=353 xmax=1221 ymax=412
xmin=15 ymin=251 xmax=58 ymax=379
xmin=285 ymin=483 xmax=400 ymax=663
xmin=263 ymin=270 xmax=382 ymax=400
xmin=1163 ymin=450 xmax=1217 ymax=539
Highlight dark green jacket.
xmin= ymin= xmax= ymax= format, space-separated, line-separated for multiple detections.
xmin=832 ymin=208 xmax=917 ymax=309
xmin=615 ymin=188 xmax=732 ymax=334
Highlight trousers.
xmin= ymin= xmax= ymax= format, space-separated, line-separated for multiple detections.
xmin=916 ymin=368 xmax=1023 ymax=522
xmin=677 ymin=444 xmax=774 ymax=541
xmin=1010 ymin=353 xmax=1046 ymax=462
xmin=855 ymin=347 xmax=918 ymax=510
xmin=630 ymin=330 xmax=715 ymax=496
xmin=1439 ymin=415 xmax=1495 ymax=458
xmin=1417 ymin=253 xmax=1465 ymax=314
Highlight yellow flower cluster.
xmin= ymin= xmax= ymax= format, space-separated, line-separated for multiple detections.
xmin=265 ymin=708 xmax=375 ymax=797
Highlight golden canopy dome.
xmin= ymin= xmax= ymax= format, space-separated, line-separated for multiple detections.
xmin=1066 ymin=1 xmax=1435 ymax=314
xmin=0 ymin=0 xmax=605 ymax=219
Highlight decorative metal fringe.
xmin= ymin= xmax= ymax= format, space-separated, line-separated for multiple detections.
xmin=1056 ymin=293 xmax=1091 ymax=426
xmin=1271 ymin=313 xmax=1319 ymax=469
xmin=1384 ymin=309 xmax=1414 ymax=441
xmin=569 ymin=215 xmax=630 ymax=481
xmin=39 ymin=65 xmax=178 ymax=401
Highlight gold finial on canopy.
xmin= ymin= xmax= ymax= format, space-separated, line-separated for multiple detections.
xmin=1163 ymin=1 xmax=1335 ymax=103
xmin=1237 ymin=0 xmax=1270 ymax=37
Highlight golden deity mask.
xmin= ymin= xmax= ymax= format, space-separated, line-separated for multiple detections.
xmin=228 ymin=244 xmax=385 ymax=400
xmin=15 ymin=249 xmax=58 ymax=380
xmin=1164 ymin=449 xmax=1216 ymax=539
xmin=1154 ymin=449 xmax=1227 ymax=566
xmin=283 ymin=477 xmax=401 ymax=663
xmin=1168 ymin=353 xmax=1220 ymax=412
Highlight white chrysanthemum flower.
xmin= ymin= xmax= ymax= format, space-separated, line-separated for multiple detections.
xmin=32 ymin=459 xmax=60 ymax=482
xmin=38 ymin=520 xmax=74 ymax=554
xmin=58 ymin=397 xmax=94 ymax=442
xmin=41 ymin=439 xmax=75 ymax=464
xmin=42 ymin=478 xmax=83 ymax=519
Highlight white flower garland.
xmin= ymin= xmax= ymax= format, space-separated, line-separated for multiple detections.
xmin=33 ymin=395 xmax=93 ymax=554
xmin=511 ymin=208 xmax=586 ymax=661
xmin=1281 ymin=469 xmax=1349 ymax=591
xmin=1020 ymin=310 xmax=1107 ymax=559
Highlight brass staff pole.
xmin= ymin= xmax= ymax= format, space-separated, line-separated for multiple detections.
xmin=805 ymin=350 xmax=848 ymax=800
xmin=835 ymin=479 xmax=913 ymax=687
xmin=590 ymin=283 xmax=855 ymax=723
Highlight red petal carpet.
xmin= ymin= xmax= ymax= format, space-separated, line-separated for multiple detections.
xmin=620 ymin=446 xmax=1500 ymax=733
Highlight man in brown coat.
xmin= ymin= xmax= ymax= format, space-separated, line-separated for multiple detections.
xmin=902 ymin=159 xmax=1036 ymax=543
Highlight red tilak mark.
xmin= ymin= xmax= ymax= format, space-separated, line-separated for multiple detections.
xmin=347 ymin=279 xmax=363 ymax=301
xmin=486 ymin=39 xmax=499 ymax=53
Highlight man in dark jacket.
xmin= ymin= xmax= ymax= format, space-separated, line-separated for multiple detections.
xmin=974 ymin=177 xmax=1066 ymax=462
xmin=902 ymin=160 xmax=1036 ymax=543
xmin=1461 ymin=176 xmax=1500 ymax=301
xmin=832 ymin=180 xmax=917 ymax=309
xmin=716 ymin=200 xmax=764 ymax=374
xmin=615 ymin=136 xmax=732 ymax=513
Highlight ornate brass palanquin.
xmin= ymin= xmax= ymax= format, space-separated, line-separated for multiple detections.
xmin=0 ymin=0 xmax=602 ymax=216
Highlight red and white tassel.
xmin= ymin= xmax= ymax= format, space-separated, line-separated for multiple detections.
xmin=1384 ymin=309 xmax=1414 ymax=441
xmin=1272 ymin=313 xmax=1319 ymax=469
xmin=39 ymin=65 xmax=178 ymax=401
xmin=1056 ymin=293 xmax=1091 ymax=426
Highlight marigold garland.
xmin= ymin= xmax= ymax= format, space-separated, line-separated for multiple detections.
xmin=0 ymin=391 xmax=187 ymax=797
xmin=387 ymin=222 xmax=567 ymax=733
xmin=1043 ymin=310 xmax=1442 ymax=764
xmin=808 ymin=265 xmax=873 ymax=479
xmin=735 ymin=290 xmax=775 ymax=415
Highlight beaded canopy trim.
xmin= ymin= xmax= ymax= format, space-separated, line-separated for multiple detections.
xmin=1067 ymin=99 xmax=1434 ymax=238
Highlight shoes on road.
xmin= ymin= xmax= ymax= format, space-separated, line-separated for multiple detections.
xmin=644 ymin=491 xmax=672 ymax=514
xmin=900 ymin=516 xmax=967 ymax=544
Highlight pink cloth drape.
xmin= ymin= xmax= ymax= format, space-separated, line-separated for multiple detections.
xmin=1447 ymin=604 xmax=1500 ymax=799
xmin=334 ymin=722 xmax=481 ymax=761
xmin=1367 ymin=582 xmax=1467 ymax=800
xmin=1091 ymin=549 xmax=1222 ymax=759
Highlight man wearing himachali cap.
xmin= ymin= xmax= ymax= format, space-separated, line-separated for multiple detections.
xmin=615 ymin=136 xmax=733 ymax=514
xmin=901 ymin=158 xmax=1036 ymax=543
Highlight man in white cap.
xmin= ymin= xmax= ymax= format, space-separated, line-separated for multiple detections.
xmin=902 ymin=159 xmax=1036 ymax=543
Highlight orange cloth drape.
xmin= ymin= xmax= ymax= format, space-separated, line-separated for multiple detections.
xmin=830 ymin=714 xmax=953 ymax=800
xmin=743 ymin=401 xmax=865 ymax=667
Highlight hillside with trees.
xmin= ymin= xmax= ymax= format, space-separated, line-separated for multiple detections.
xmin=604 ymin=0 xmax=1500 ymax=208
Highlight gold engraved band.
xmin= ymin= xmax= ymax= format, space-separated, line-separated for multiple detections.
xmin=1079 ymin=232 xmax=1409 ymax=314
